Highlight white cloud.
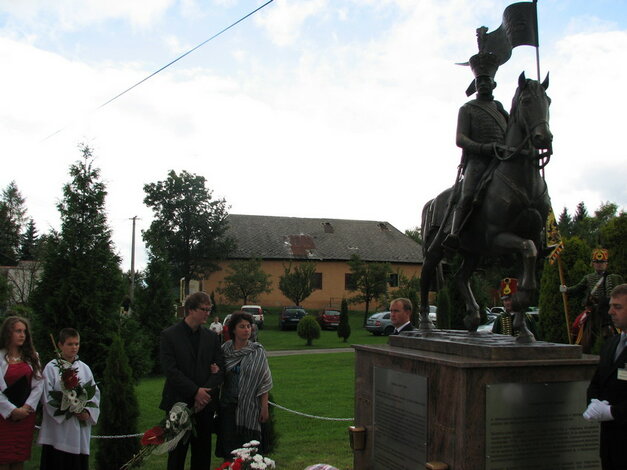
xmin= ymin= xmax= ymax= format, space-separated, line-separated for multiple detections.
xmin=255 ymin=0 xmax=327 ymax=47
xmin=0 ymin=0 xmax=174 ymax=31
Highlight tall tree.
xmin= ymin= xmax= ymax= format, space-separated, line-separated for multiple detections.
xmin=347 ymin=254 xmax=391 ymax=325
xmin=218 ymin=258 xmax=272 ymax=305
xmin=0 ymin=181 xmax=26 ymax=264
xmin=143 ymin=170 xmax=235 ymax=294
xmin=278 ymin=261 xmax=317 ymax=306
xmin=31 ymin=145 xmax=124 ymax=378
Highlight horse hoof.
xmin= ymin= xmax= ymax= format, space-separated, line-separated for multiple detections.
xmin=515 ymin=333 xmax=536 ymax=344
xmin=464 ymin=315 xmax=480 ymax=332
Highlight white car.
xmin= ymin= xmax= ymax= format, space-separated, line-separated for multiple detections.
xmin=241 ymin=305 xmax=264 ymax=329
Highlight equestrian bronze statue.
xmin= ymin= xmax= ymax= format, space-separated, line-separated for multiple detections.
xmin=419 ymin=71 xmax=553 ymax=339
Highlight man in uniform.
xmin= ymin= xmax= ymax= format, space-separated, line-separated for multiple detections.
xmin=443 ymin=51 xmax=509 ymax=249
xmin=560 ymin=248 xmax=624 ymax=338
xmin=492 ymin=278 xmax=537 ymax=338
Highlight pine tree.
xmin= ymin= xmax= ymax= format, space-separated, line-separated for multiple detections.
xmin=134 ymin=252 xmax=176 ymax=373
xmin=31 ymin=145 xmax=124 ymax=377
xmin=337 ymin=298 xmax=351 ymax=342
xmin=96 ymin=334 xmax=140 ymax=470
xmin=19 ymin=219 xmax=38 ymax=261
xmin=0 ymin=181 xmax=26 ymax=264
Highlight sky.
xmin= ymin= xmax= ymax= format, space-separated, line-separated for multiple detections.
xmin=1 ymin=0 xmax=626 ymax=271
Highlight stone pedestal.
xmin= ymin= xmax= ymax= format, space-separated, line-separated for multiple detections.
xmin=353 ymin=330 xmax=599 ymax=470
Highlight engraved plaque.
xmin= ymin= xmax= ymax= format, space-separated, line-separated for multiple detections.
xmin=373 ymin=367 xmax=427 ymax=470
xmin=486 ymin=381 xmax=600 ymax=470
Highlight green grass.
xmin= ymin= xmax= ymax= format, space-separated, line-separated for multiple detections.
xmin=26 ymin=352 xmax=357 ymax=470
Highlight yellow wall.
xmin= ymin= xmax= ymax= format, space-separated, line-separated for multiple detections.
xmin=201 ymin=260 xmax=422 ymax=312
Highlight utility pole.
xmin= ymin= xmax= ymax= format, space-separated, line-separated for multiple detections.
xmin=129 ymin=216 xmax=139 ymax=309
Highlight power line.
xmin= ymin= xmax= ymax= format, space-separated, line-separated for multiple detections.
xmin=42 ymin=0 xmax=274 ymax=142
xmin=97 ymin=0 xmax=274 ymax=110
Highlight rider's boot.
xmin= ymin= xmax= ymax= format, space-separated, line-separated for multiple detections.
xmin=442 ymin=205 xmax=464 ymax=250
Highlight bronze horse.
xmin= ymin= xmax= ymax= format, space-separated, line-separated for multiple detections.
xmin=419 ymin=72 xmax=553 ymax=339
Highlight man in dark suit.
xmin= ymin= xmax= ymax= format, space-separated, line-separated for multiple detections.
xmin=390 ymin=298 xmax=415 ymax=335
xmin=584 ymin=284 xmax=627 ymax=470
xmin=160 ymin=291 xmax=225 ymax=470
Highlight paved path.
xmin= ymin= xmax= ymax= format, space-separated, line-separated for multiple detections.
xmin=266 ymin=347 xmax=354 ymax=357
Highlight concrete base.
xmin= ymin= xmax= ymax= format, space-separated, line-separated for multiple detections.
xmin=353 ymin=332 xmax=599 ymax=470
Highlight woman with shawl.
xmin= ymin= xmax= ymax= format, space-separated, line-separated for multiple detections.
xmin=218 ymin=311 xmax=272 ymax=456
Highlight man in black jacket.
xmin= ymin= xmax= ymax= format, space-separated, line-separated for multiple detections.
xmin=160 ymin=291 xmax=225 ymax=470
xmin=584 ymin=284 xmax=627 ymax=470
xmin=390 ymin=298 xmax=415 ymax=335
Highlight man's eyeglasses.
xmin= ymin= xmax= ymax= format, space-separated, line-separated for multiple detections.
xmin=197 ymin=307 xmax=212 ymax=312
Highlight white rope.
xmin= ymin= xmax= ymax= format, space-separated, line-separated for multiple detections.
xmin=34 ymin=425 xmax=142 ymax=439
xmin=269 ymin=401 xmax=353 ymax=422
xmin=33 ymin=401 xmax=354 ymax=440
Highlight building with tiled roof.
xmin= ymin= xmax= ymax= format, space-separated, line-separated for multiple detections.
xmin=201 ymin=214 xmax=423 ymax=310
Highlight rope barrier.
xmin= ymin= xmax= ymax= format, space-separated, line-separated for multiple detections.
xmin=33 ymin=401 xmax=353 ymax=439
xmin=268 ymin=401 xmax=353 ymax=422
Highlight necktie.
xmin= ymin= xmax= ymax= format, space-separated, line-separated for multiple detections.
xmin=614 ymin=334 xmax=627 ymax=361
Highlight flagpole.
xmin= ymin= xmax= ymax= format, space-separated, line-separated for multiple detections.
xmin=557 ymin=255 xmax=572 ymax=344
xmin=534 ymin=0 xmax=540 ymax=80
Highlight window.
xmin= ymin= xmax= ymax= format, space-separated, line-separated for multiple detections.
xmin=345 ymin=273 xmax=355 ymax=290
xmin=388 ymin=273 xmax=399 ymax=288
xmin=312 ymin=272 xmax=322 ymax=290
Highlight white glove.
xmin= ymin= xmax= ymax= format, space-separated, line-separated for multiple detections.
xmin=559 ymin=284 xmax=568 ymax=293
xmin=583 ymin=399 xmax=613 ymax=421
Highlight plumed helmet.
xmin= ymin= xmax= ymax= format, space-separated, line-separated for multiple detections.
xmin=469 ymin=52 xmax=500 ymax=79
xmin=591 ymin=248 xmax=609 ymax=262
xmin=500 ymin=277 xmax=518 ymax=300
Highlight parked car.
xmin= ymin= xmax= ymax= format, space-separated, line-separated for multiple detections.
xmin=365 ymin=311 xmax=394 ymax=336
xmin=223 ymin=312 xmax=258 ymax=342
xmin=316 ymin=309 xmax=341 ymax=330
xmin=279 ymin=306 xmax=307 ymax=330
xmin=241 ymin=305 xmax=264 ymax=329
xmin=429 ymin=305 xmax=437 ymax=325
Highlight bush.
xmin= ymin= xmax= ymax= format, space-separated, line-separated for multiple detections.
xmin=297 ymin=315 xmax=321 ymax=346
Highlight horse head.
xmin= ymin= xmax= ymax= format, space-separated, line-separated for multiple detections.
xmin=510 ymin=72 xmax=553 ymax=153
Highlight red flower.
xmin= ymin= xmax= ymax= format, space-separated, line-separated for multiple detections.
xmin=215 ymin=462 xmax=232 ymax=470
xmin=61 ymin=368 xmax=79 ymax=389
xmin=141 ymin=426 xmax=165 ymax=446
xmin=231 ymin=458 xmax=243 ymax=470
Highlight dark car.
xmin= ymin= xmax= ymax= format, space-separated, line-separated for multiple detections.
xmin=317 ymin=309 xmax=341 ymax=330
xmin=279 ymin=306 xmax=307 ymax=330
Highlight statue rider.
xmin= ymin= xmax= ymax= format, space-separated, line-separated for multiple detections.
xmin=443 ymin=51 xmax=508 ymax=250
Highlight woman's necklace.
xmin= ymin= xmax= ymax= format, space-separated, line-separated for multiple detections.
xmin=6 ymin=353 xmax=22 ymax=362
